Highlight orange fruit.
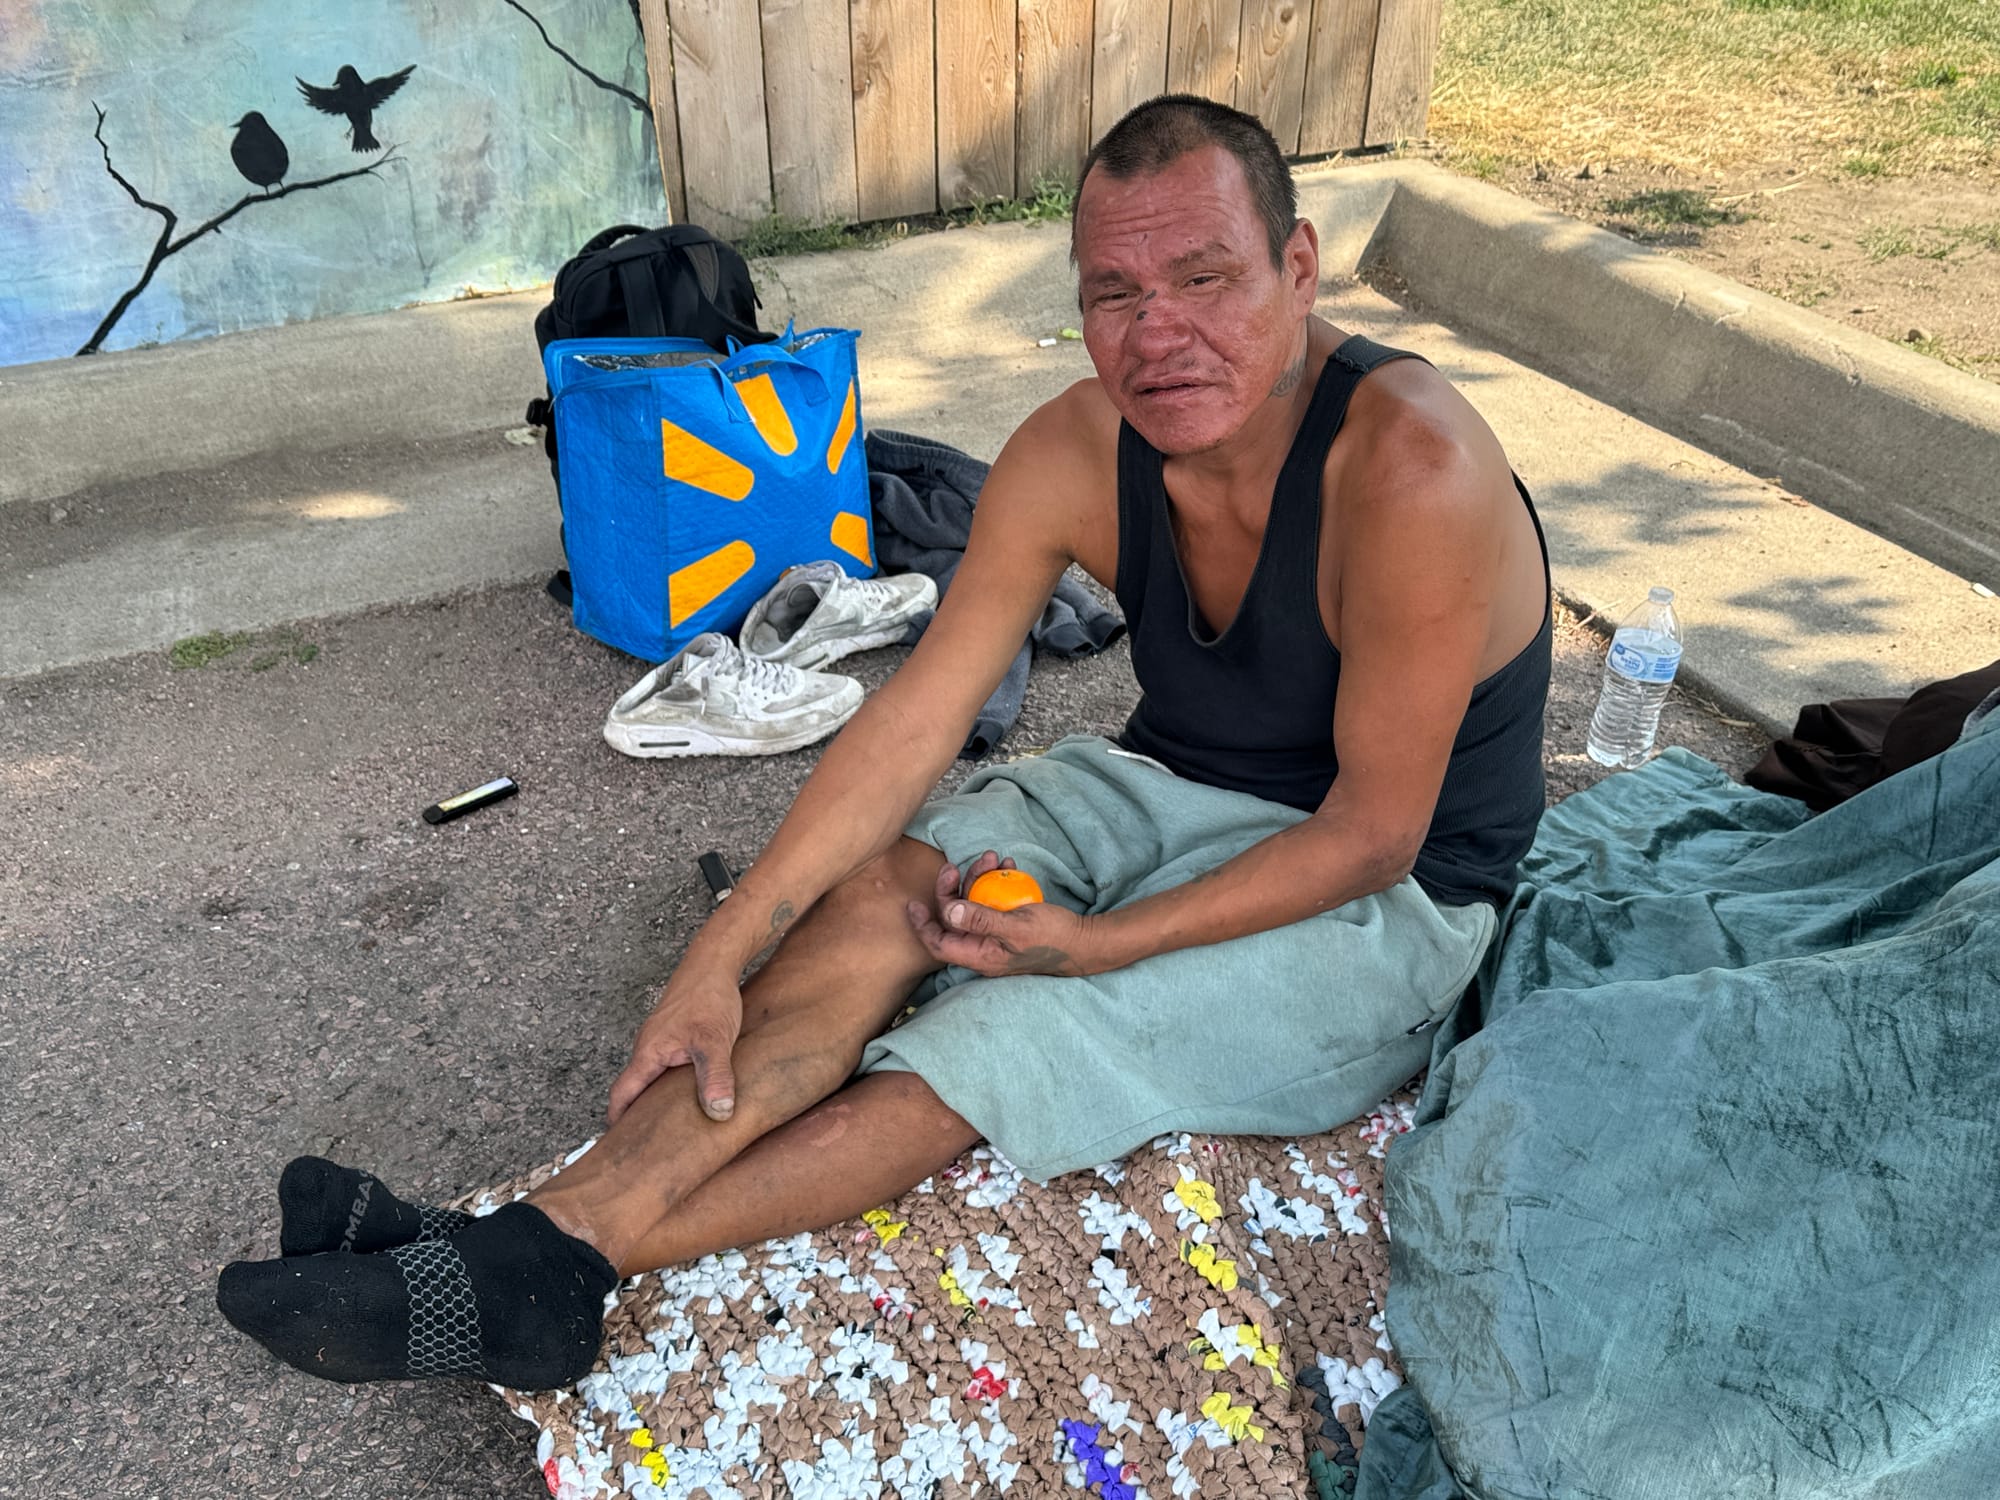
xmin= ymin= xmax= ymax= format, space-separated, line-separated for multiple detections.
xmin=966 ymin=868 xmax=1043 ymax=911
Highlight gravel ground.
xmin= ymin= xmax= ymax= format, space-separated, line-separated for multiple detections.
xmin=0 ymin=581 xmax=1767 ymax=1499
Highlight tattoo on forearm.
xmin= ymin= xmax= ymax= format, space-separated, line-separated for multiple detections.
xmin=1007 ymin=944 xmax=1078 ymax=977
xmin=1270 ymin=340 xmax=1307 ymax=397
xmin=744 ymin=899 xmax=798 ymax=971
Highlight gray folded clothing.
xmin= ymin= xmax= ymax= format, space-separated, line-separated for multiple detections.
xmin=865 ymin=428 xmax=1125 ymax=757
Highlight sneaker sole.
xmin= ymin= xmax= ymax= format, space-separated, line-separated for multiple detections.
xmin=603 ymin=699 xmax=862 ymax=759
xmin=784 ymin=622 xmax=924 ymax=673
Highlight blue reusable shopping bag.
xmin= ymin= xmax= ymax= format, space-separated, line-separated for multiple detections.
xmin=543 ymin=326 xmax=875 ymax=662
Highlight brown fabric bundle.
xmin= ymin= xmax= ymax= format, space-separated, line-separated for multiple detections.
xmin=1747 ymin=657 xmax=2000 ymax=812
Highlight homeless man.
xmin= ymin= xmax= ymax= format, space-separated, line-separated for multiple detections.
xmin=218 ymin=94 xmax=1553 ymax=1390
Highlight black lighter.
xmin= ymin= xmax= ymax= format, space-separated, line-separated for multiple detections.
xmin=421 ymin=776 xmax=519 ymax=825
xmin=698 ymin=851 xmax=736 ymax=904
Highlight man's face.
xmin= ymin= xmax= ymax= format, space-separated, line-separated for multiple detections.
xmin=1074 ymin=145 xmax=1315 ymax=456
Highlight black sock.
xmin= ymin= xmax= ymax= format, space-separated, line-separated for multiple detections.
xmin=277 ymin=1156 xmax=470 ymax=1257
xmin=218 ymin=1201 xmax=618 ymax=1389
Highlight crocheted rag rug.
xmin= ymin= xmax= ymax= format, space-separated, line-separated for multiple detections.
xmin=469 ymin=1094 xmax=1418 ymax=1500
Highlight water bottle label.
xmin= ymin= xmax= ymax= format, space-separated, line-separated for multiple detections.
xmin=1608 ymin=637 xmax=1682 ymax=683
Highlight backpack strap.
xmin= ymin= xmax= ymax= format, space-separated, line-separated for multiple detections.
xmin=615 ymin=253 xmax=668 ymax=339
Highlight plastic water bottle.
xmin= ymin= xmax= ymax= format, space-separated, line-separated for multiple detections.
xmin=1586 ymin=587 xmax=1684 ymax=768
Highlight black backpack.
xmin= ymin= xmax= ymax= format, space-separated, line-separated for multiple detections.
xmin=525 ymin=223 xmax=770 ymax=604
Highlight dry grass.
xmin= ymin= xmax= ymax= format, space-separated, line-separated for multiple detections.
xmin=1906 ymin=330 xmax=1998 ymax=375
xmin=1857 ymin=218 xmax=2000 ymax=259
xmin=1431 ymin=0 xmax=2000 ymax=178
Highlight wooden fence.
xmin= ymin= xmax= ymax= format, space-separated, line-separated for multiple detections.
xmin=634 ymin=0 xmax=1442 ymax=234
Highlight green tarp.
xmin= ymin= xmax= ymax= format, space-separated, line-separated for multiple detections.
xmin=1358 ymin=706 xmax=2000 ymax=1499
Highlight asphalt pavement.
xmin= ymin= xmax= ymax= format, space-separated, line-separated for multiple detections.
xmin=0 ymin=581 xmax=1122 ymax=1500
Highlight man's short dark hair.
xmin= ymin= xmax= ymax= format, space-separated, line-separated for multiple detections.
xmin=1073 ymin=94 xmax=1299 ymax=269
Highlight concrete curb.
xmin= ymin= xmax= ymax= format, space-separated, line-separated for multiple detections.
xmin=1 ymin=294 xmax=544 ymax=508
xmin=1303 ymin=160 xmax=2000 ymax=589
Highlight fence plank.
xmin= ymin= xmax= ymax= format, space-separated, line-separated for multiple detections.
xmin=851 ymin=0 xmax=938 ymax=219
xmin=1091 ymin=0 xmax=1171 ymax=143
xmin=936 ymin=0 xmax=1015 ymax=208
xmin=669 ymin=0 xmax=773 ymax=233
xmin=1299 ymin=0 xmax=1379 ymax=154
xmin=758 ymin=0 xmax=858 ymax=223
xmin=635 ymin=0 xmax=687 ymax=221
xmin=652 ymin=0 xmax=1442 ymax=230
xmin=1236 ymin=0 xmax=1312 ymax=150
xmin=1166 ymin=0 xmax=1243 ymax=105
xmin=1017 ymin=0 xmax=1094 ymax=195
xmin=1365 ymin=0 xmax=1442 ymax=145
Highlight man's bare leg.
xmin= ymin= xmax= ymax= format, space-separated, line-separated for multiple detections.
xmin=218 ymin=836 xmax=974 ymax=1388
xmin=525 ymin=835 xmax=955 ymax=1269
xmin=607 ymin=1071 xmax=980 ymax=1275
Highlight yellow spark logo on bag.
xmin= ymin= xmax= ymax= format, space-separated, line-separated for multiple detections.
xmin=546 ymin=325 xmax=875 ymax=662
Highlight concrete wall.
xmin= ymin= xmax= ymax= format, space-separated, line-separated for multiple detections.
xmin=0 ymin=0 xmax=666 ymax=366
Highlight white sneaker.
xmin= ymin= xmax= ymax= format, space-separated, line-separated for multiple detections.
xmin=739 ymin=561 xmax=938 ymax=672
xmin=603 ymin=633 xmax=863 ymax=758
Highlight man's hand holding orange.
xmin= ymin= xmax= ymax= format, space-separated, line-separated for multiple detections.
xmin=905 ymin=849 xmax=1095 ymax=978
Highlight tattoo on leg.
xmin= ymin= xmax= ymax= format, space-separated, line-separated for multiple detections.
xmin=1270 ymin=336 xmax=1308 ymax=398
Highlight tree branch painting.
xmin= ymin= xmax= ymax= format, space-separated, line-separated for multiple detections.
xmin=78 ymin=104 xmax=400 ymax=357
xmin=500 ymin=0 xmax=653 ymax=118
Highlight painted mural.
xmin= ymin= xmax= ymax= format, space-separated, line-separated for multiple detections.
xmin=0 ymin=0 xmax=666 ymax=366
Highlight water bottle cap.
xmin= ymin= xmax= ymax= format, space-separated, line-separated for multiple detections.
xmin=1648 ymin=586 xmax=1675 ymax=602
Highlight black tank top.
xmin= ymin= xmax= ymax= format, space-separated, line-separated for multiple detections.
xmin=1112 ymin=334 xmax=1552 ymax=908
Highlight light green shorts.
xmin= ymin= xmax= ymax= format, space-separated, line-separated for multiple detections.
xmin=859 ymin=735 xmax=1498 ymax=1181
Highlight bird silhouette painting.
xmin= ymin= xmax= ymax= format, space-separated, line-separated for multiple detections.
xmin=296 ymin=64 xmax=415 ymax=153
xmin=78 ymin=102 xmax=403 ymax=356
xmin=229 ymin=112 xmax=289 ymax=191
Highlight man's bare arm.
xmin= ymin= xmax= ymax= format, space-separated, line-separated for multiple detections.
xmin=608 ymin=399 xmax=1088 ymax=1120
xmin=928 ymin=407 xmax=1507 ymax=977
xmin=690 ymin=409 xmax=1089 ymax=968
